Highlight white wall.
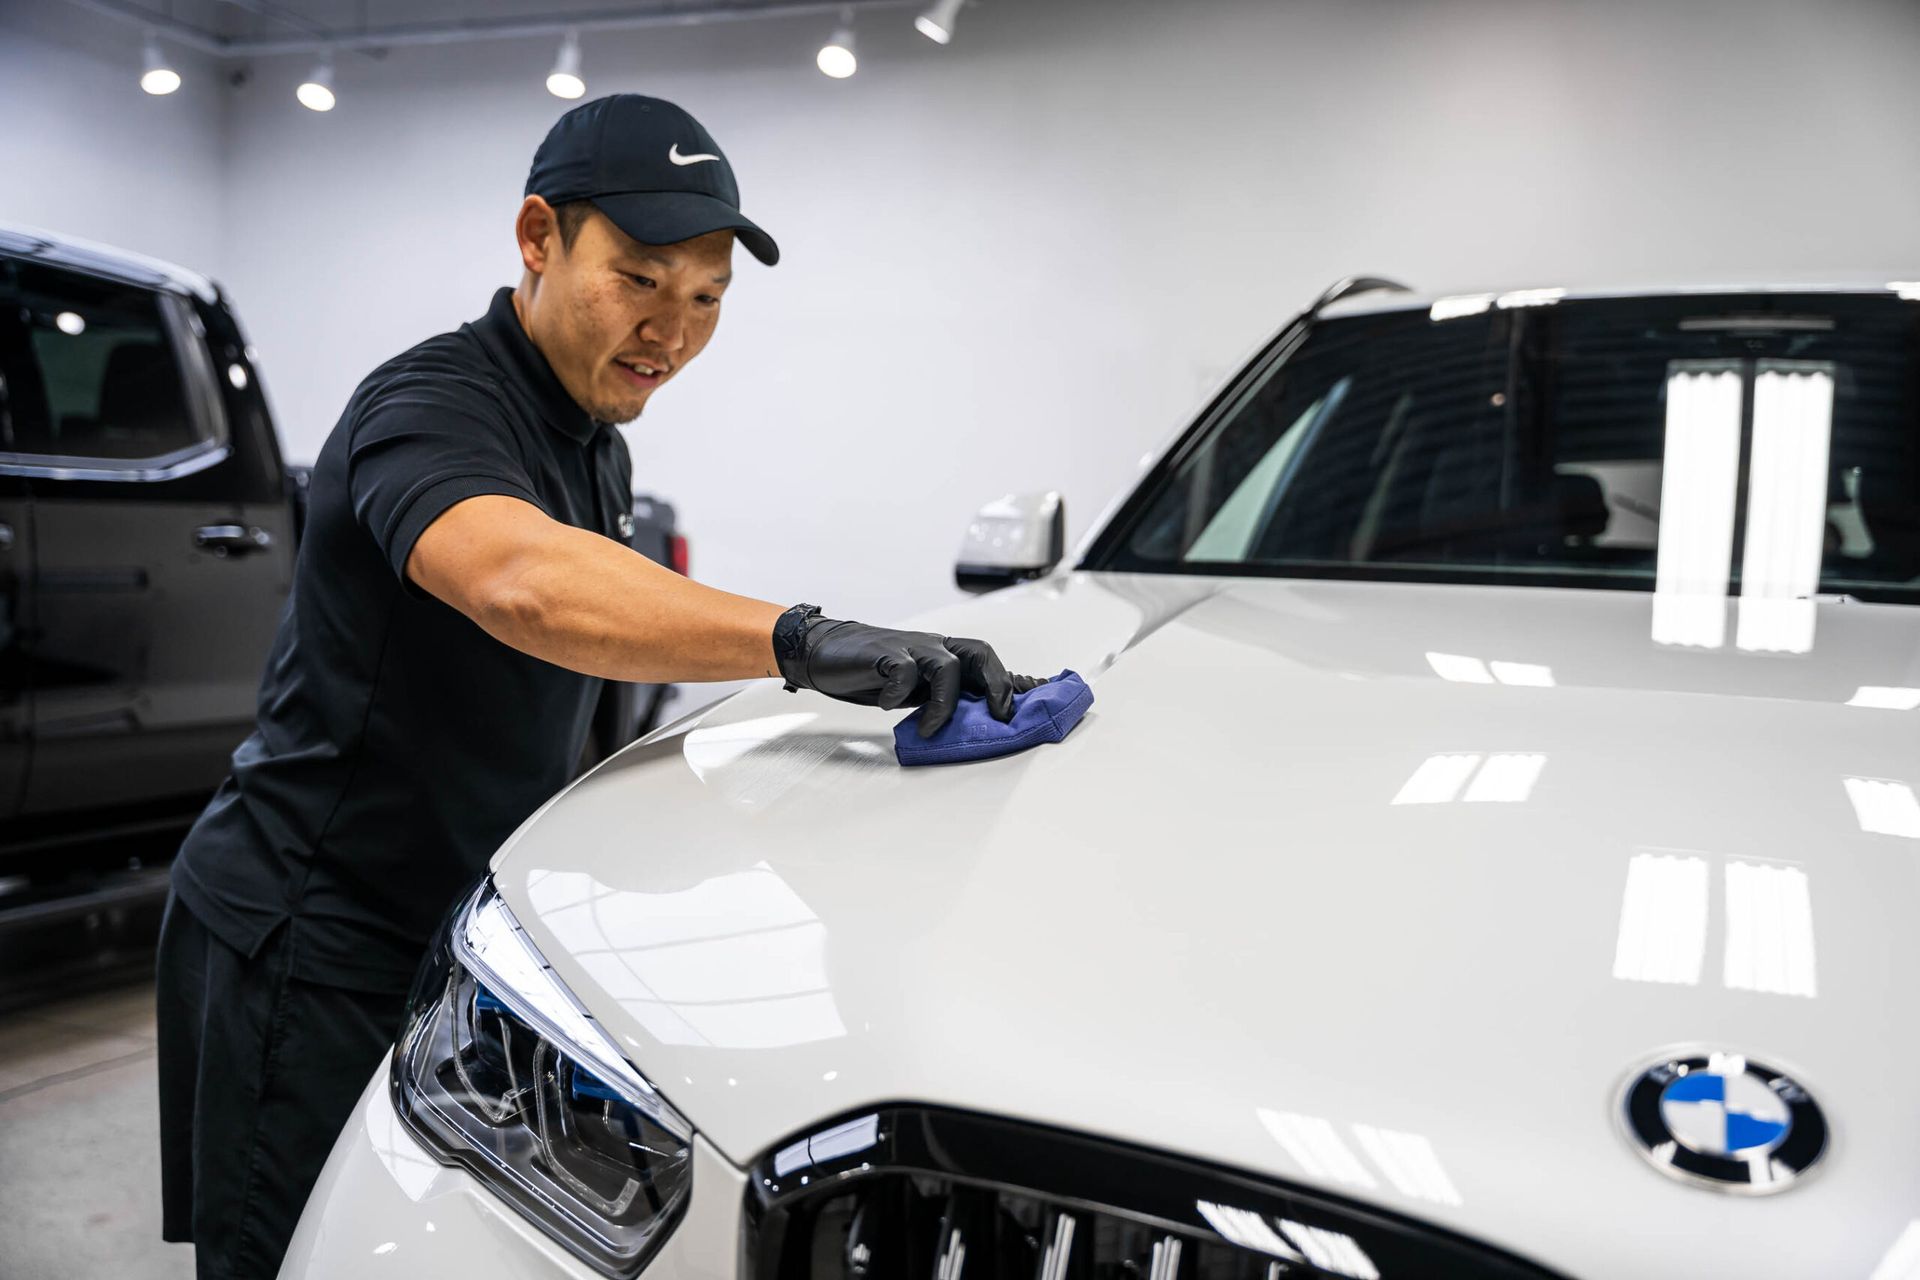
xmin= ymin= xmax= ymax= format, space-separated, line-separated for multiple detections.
xmin=0 ymin=3 xmax=229 ymax=279
xmin=9 ymin=0 xmax=1920 ymax=626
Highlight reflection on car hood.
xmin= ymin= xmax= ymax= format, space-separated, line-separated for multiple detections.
xmin=492 ymin=573 xmax=1920 ymax=1279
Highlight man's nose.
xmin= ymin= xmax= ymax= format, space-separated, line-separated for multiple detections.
xmin=639 ymin=304 xmax=687 ymax=352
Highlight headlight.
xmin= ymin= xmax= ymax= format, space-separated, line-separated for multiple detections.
xmin=392 ymin=877 xmax=692 ymax=1276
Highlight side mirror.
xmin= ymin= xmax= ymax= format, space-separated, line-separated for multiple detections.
xmin=954 ymin=491 xmax=1065 ymax=594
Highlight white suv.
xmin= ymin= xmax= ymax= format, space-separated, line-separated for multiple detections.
xmin=282 ymin=279 xmax=1920 ymax=1280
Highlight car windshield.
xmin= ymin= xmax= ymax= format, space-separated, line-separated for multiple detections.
xmin=1090 ymin=292 xmax=1920 ymax=622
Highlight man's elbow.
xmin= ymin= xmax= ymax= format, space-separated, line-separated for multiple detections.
xmin=470 ymin=571 xmax=548 ymax=639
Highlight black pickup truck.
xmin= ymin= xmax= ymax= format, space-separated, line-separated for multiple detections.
xmin=0 ymin=226 xmax=682 ymax=870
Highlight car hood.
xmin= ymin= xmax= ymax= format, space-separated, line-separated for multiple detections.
xmin=492 ymin=573 xmax=1920 ymax=1279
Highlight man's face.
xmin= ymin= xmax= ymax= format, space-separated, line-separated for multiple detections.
xmin=519 ymin=201 xmax=733 ymax=423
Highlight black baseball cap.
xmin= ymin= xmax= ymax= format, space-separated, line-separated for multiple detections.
xmin=525 ymin=94 xmax=779 ymax=266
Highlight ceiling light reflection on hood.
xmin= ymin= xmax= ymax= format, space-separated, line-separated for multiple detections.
xmin=1278 ymin=1220 xmax=1379 ymax=1280
xmin=1460 ymin=753 xmax=1546 ymax=803
xmin=1845 ymin=777 xmax=1920 ymax=838
xmin=1612 ymin=852 xmax=1708 ymax=985
xmin=1848 ymin=686 xmax=1920 ymax=710
xmin=1349 ymin=1125 xmax=1463 ymax=1206
xmin=1256 ymin=1110 xmax=1377 ymax=1189
xmin=1425 ymin=652 xmax=1493 ymax=683
xmin=1429 ymin=294 xmax=1493 ymax=322
xmin=1194 ymin=1202 xmax=1301 ymax=1260
xmin=1390 ymin=754 xmax=1481 ymax=805
xmin=1391 ymin=753 xmax=1545 ymax=805
xmin=1723 ymin=861 xmax=1817 ymax=998
xmin=1868 ymin=1219 xmax=1920 ymax=1280
xmin=1495 ymin=287 xmax=1566 ymax=309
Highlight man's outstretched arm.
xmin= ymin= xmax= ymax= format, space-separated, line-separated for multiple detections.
xmin=406 ymin=493 xmax=1037 ymax=735
xmin=408 ymin=493 xmax=783 ymax=685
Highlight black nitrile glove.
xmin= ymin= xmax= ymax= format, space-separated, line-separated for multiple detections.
xmin=773 ymin=604 xmax=1043 ymax=737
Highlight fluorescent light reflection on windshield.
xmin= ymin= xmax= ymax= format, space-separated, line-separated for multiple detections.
xmin=1736 ymin=365 xmax=1833 ymax=654
xmin=1651 ymin=366 xmax=1743 ymax=648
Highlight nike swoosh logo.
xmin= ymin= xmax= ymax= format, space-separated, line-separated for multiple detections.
xmin=669 ymin=143 xmax=719 ymax=166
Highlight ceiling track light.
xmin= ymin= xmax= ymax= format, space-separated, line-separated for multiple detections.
xmin=915 ymin=0 xmax=964 ymax=45
xmin=297 ymin=49 xmax=336 ymax=111
xmin=817 ymin=6 xmax=857 ymax=78
xmin=140 ymin=30 xmax=181 ymax=95
xmin=547 ymin=27 xmax=585 ymax=99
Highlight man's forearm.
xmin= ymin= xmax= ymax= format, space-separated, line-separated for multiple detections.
xmin=471 ymin=518 xmax=786 ymax=684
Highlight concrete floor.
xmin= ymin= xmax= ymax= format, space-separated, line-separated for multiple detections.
xmin=0 ymin=979 xmax=195 ymax=1278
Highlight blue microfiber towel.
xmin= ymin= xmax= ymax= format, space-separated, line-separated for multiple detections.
xmin=894 ymin=669 xmax=1094 ymax=766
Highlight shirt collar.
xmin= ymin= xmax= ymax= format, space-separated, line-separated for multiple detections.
xmin=470 ymin=286 xmax=600 ymax=444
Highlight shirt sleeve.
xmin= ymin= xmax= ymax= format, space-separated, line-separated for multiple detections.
xmin=345 ymin=372 xmax=549 ymax=594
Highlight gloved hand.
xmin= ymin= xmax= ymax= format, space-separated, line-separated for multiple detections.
xmin=773 ymin=604 xmax=1043 ymax=737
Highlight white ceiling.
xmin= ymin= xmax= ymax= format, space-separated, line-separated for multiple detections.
xmin=100 ymin=0 xmax=891 ymax=49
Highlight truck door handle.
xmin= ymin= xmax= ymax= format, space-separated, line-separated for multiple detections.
xmin=194 ymin=523 xmax=273 ymax=557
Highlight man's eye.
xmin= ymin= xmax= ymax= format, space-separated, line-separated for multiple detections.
xmin=626 ymin=274 xmax=655 ymax=288
xmin=697 ymin=295 xmax=720 ymax=306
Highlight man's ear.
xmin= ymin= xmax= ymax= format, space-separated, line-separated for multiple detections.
xmin=516 ymin=195 xmax=559 ymax=276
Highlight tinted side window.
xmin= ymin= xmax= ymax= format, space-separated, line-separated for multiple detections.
xmin=1 ymin=261 xmax=214 ymax=463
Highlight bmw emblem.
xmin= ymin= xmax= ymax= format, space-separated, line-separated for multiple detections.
xmin=1619 ymin=1051 xmax=1827 ymax=1194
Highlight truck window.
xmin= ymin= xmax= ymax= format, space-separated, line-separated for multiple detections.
xmin=0 ymin=260 xmax=224 ymax=468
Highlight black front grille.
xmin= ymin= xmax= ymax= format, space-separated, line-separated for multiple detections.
xmin=743 ymin=1108 xmax=1567 ymax=1280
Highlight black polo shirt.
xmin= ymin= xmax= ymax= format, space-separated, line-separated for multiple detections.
xmin=170 ymin=286 xmax=633 ymax=993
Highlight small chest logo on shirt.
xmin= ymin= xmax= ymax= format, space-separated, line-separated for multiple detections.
xmin=616 ymin=512 xmax=636 ymax=541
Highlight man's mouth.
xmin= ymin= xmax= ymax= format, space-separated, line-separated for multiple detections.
xmin=613 ymin=356 xmax=666 ymax=389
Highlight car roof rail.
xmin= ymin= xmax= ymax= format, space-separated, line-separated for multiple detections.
xmin=1309 ymin=275 xmax=1414 ymax=315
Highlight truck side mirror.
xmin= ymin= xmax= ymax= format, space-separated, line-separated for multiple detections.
xmin=954 ymin=492 xmax=1065 ymax=594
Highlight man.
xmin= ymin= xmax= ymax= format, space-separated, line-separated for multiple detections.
xmin=155 ymin=93 xmax=1033 ymax=1278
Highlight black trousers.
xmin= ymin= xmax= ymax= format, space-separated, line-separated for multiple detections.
xmin=155 ymin=892 xmax=410 ymax=1279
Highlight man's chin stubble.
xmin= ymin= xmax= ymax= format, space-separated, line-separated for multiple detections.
xmin=584 ymin=395 xmax=646 ymax=424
